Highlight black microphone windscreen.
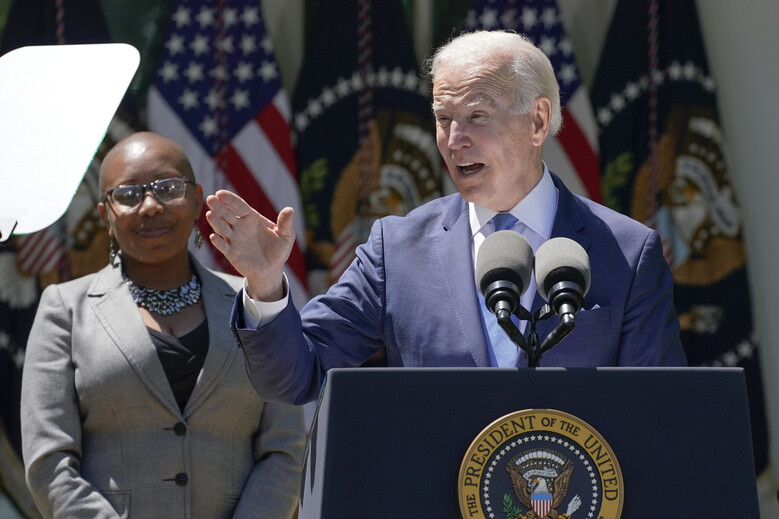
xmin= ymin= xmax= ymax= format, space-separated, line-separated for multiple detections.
xmin=475 ymin=230 xmax=534 ymax=296
xmin=534 ymin=238 xmax=591 ymax=301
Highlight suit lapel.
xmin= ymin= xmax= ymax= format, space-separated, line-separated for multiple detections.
xmin=531 ymin=174 xmax=593 ymax=344
xmin=182 ymin=263 xmax=239 ymax=416
xmin=436 ymin=196 xmax=491 ymax=367
xmin=88 ymin=263 xmax=181 ymax=416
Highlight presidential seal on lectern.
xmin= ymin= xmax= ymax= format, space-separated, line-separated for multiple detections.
xmin=459 ymin=409 xmax=623 ymax=519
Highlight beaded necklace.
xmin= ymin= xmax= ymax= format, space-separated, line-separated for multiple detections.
xmin=122 ymin=271 xmax=202 ymax=316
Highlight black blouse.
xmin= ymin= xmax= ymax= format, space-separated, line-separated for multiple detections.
xmin=148 ymin=320 xmax=209 ymax=411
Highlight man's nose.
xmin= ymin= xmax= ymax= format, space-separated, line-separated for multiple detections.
xmin=447 ymin=120 xmax=470 ymax=149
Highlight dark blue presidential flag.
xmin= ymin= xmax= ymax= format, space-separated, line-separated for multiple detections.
xmin=591 ymin=0 xmax=769 ymax=475
xmin=292 ymin=0 xmax=443 ymax=295
xmin=0 ymin=0 xmax=109 ymax=47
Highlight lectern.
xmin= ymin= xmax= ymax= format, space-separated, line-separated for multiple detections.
xmin=299 ymin=367 xmax=758 ymax=518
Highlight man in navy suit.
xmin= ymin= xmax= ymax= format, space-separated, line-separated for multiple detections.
xmin=206 ymin=30 xmax=686 ymax=405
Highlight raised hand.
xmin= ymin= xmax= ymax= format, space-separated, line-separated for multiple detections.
xmin=206 ymin=189 xmax=295 ymax=301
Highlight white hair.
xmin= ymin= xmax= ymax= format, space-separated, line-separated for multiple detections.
xmin=427 ymin=30 xmax=562 ymax=135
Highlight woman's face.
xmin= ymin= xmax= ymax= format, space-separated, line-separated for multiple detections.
xmin=98 ymin=136 xmax=203 ymax=270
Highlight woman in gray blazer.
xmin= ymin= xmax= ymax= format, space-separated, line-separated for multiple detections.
xmin=20 ymin=132 xmax=306 ymax=519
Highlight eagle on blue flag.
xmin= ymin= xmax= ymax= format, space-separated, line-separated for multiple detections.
xmin=292 ymin=0 xmax=443 ymax=295
xmin=591 ymin=0 xmax=769 ymax=476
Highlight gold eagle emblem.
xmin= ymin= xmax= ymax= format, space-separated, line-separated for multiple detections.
xmin=505 ymin=449 xmax=581 ymax=519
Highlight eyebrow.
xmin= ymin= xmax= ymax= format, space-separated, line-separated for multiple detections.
xmin=465 ymin=94 xmax=496 ymax=109
xmin=432 ymin=93 xmax=497 ymax=113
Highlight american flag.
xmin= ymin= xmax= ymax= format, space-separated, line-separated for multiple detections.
xmin=464 ymin=0 xmax=601 ymax=201
xmin=147 ymin=0 xmax=308 ymax=305
xmin=14 ymin=226 xmax=66 ymax=276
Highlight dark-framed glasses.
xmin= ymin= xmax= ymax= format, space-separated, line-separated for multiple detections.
xmin=102 ymin=176 xmax=195 ymax=213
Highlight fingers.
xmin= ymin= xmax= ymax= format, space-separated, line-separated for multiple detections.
xmin=204 ymin=196 xmax=235 ymax=241
xmin=205 ymin=192 xmax=295 ymax=295
xmin=211 ymin=189 xmax=254 ymax=216
xmin=205 ymin=191 xmax=257 ymax=239
xmin=205 ymin=190 xmax=295 ymax=248
xmin=208 ymin=228 xmax=230 ymax=257
xmin=207 ymin=190 xmax=290 ymax=228
xmin=206 ymin=191 xmax=248 ymax=225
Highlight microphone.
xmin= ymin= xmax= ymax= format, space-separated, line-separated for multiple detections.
xmin=475 ymin=230 xmax=534 ymax=320
xmin=534 ymin=237 xmax=591 ymax=324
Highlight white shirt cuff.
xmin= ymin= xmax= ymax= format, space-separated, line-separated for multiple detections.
xmin=241 ymin=275 xmax=289 ymax=328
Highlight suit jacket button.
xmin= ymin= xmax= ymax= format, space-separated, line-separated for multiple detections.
xmin=173 ymin=422 xmax=187 ymax=436
xmin=175 ymin=473 xmax=188 ymax=486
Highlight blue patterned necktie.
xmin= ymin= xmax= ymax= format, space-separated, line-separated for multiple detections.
xmin=491 ymin=212 xmax=518 ymax=233
xmin=478 ymin=213 xmax=520 ymax=367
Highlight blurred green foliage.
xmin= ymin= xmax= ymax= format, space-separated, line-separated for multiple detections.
xmin=98 ymin=0 xmax=172 ymax=112
xmin=0 ymin=0 xmax=11 ymax=40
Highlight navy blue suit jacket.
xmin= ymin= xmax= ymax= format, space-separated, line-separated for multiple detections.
xmin=233 ymin=173 xmax=686 ymax=404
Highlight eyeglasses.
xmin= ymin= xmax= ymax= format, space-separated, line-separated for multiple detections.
xmin=102 ymin=176 xmax=195 ymax=213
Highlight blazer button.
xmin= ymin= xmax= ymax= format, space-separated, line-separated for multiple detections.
xmin=173 ymin=422 xmax=187 ymax=436
xmin=174 ymin=473 xmax=188 ymax=486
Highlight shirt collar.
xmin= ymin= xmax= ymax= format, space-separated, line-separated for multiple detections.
xmin=469 ymin=162 xmax=558 ymax=239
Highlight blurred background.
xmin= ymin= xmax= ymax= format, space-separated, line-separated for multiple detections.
xmin=0 ymin=0 xmax=777 ymax=516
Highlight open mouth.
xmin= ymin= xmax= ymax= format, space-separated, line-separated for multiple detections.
xmin=458 ymin=162 xmax=484 ymax=175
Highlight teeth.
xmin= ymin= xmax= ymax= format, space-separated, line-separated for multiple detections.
xmin=458 ymin=162 xmax=483 ymax=175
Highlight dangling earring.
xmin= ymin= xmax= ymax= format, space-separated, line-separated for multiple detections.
xmin=109 ymin=237 xmax=117 ymax=265
xmin=194 ymin=227 xmax=204 ymax=249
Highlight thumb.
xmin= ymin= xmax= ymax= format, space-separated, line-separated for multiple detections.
xmin=276 ymin=207 xmax=296 ymax=239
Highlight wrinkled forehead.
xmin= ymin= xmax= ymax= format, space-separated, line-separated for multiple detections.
xmin=432 ymin=90 xmax=498 ymax=114
xmin=432 ymin=61 xmax=515 ymax=111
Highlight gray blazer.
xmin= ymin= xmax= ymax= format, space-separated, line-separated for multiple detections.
xmin=21 ymin=258 xmax=305 ymax=519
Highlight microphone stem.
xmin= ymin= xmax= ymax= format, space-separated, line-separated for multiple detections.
xmin=496 ymin=314 xmax=532 ymax=359
xmin=537 ymin=316 xmax=576 ymax=358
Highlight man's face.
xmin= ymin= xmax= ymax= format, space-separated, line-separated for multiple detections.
xmin=433 ymin=59 xmax=544 ymax=212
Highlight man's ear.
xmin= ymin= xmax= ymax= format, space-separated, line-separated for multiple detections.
xmin=530 ymin=97 xmax=552 ymax=147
